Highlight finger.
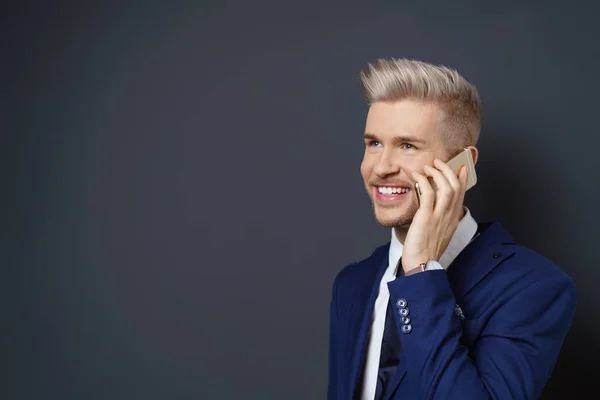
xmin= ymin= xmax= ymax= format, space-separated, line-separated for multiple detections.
xmin=411 ymin=170 xmax=435 ymax=212
xmin=433 ymin=159 xmax=462 ymax=193
xmin=433 ymin=159 xmax=468 ymax=214
xmin=424 ymin=164 xmax=454 ymax=212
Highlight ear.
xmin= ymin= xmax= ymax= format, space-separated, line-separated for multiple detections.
xmin=465 ymin=146 xmax=479 ymax=165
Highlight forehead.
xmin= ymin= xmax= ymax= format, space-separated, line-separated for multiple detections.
xmin=365 ymin=99 xmax=443 ymax=141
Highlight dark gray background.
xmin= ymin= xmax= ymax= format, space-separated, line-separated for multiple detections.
xmin=5 ymin=1 xmax=599 ymax=399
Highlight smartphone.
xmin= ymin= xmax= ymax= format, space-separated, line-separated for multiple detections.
xmin=415 ymin=148 xmax=477 ymax=204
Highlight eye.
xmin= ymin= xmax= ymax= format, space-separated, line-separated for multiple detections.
xmin=366 ymin=140 xmax=382 ymax=147
xmin=400 ymin=143 xmax=416 ymax=150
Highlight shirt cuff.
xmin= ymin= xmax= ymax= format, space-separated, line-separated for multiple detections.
xmin=425 ymin=260 xmax=444 ymax=271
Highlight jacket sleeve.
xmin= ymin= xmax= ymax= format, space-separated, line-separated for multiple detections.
xmin=387 ymin=269 xmax=577 ymax=400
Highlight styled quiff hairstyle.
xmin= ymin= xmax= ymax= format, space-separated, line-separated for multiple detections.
xmin=359 ymin=58 xmax=481 ymax=153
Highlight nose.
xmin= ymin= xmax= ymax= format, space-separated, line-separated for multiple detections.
xmin=373 ymin=149 xmax=401 ymax=178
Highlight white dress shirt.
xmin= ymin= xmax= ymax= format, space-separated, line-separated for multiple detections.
xmin=359 ymin=207 xmax=479 ymax=400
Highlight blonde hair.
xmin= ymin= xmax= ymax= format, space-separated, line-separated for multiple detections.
xmin=359 ymin=58 xmax=481 ymax=152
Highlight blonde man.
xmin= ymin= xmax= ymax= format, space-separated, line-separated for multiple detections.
xmin=327 ymin=58 xmax=576 ymax=400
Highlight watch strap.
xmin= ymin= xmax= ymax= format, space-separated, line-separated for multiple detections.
xmin=404 ymin=262 xmax=427 ymax=276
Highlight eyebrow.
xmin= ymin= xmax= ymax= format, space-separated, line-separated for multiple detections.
xmin=363 ymin=132 xmax=428 ymax=145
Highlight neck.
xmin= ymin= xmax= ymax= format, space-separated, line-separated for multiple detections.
xmin=393 ymin=225 xmax=409 ymax=245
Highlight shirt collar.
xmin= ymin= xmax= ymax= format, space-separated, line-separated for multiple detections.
xmin=388 ymin=207 xmax=478 ymax=275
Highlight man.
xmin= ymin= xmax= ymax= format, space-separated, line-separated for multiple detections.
xmin=327 ymin=58 xmax=577 ymax=400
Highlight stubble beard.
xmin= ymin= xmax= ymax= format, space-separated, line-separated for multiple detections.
xmin=371 ymin=198 xmax=419 ymax=229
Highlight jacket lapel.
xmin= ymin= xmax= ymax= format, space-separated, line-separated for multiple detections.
xmin=347 ymin=244 xmax=390 ymax=399
xmin=447 ymin=222 xmax=516 ymax=298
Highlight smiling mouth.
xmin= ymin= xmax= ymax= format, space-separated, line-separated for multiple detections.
xmin=377 ymin=186 xmax=411 ymax=195
xmin=373 ymin=185 xmax=413 ymax=202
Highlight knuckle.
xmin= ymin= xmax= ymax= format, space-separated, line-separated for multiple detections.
xmin=440 ymin=185 xmax=453 ymax=196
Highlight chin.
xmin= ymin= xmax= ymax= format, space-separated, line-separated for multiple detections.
xmin=373 ymin=207 xmax=415 ymax=228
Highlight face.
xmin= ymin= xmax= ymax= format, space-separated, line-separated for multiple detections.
xmin=360 ymin=98 xmax=451 ymax=228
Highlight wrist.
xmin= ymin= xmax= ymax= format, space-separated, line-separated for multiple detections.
xmin=404 ymin=262 xmax=427 ymax=276
xmin=402 ymin=254 xmax=431 ymax=271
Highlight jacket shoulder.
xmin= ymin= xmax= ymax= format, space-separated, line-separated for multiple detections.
xmin=476 ymin=236 xmax=578 ymax=316
xmin=508 ymin=244 xmax=577 ymax=295
xmin=479 ymin=221 xmax=575 ymax=292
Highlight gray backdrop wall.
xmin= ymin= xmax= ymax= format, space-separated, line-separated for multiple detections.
xmin=6 ymin=1 xmax=598 ymax=399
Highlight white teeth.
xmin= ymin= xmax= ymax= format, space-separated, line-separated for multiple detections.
xmin=377 ymin=187 xmax=410 ymax=195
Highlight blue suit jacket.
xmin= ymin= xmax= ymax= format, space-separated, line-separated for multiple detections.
xmin=328 ymin=222 xmax=577 ymax=400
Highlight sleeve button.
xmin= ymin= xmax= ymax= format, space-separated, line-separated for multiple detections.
xmin=398 ymin=308 xmax=409 ymax=317
xmin=396 ymin=298 xmax=407 ymax=308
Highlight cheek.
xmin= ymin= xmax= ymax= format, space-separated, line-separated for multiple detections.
xmin=402 ymin=156 xmax=432 ymax=173
xmin=360 ymin=158 xmax=371 ymax=179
